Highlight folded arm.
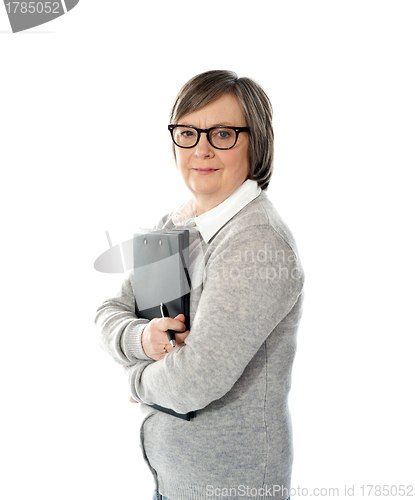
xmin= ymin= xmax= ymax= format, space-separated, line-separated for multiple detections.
xmin=127 ymin=226 xmax=304 ymax=414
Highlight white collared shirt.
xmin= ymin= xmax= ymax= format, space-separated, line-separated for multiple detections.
xmin=171 ymin=179 xmax=261 ymax=243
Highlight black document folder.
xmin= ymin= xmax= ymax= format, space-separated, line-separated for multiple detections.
xmin=133 ymin=228 xmax=194 ymax=421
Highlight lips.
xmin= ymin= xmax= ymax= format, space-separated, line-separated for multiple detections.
xmin=192 ymin=168 xmax=219 ymax=174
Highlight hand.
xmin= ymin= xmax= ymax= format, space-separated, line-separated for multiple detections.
xmin=142 ymin=313 xmax=190 ymax=361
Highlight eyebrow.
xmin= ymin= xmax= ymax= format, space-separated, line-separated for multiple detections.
xmin=180 ymin=122 xmax=236 ymax=128
xmin=211 ymin=122 xmax=235 ymax=128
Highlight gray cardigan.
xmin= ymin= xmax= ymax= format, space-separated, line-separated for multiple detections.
xmin=95 ymin=191 xmax=304 ymax=500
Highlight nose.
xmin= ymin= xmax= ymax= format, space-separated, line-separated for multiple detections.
xmin=194 ymin=132 xmax=214 ymax=158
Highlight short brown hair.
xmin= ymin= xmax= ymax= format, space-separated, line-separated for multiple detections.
xmin=170 ymin=70 xmax=274 ymax=190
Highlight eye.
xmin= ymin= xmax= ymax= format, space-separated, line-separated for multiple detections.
xmin=217 ymin=130 xmax=231 ymax=139
xmin=172 ymin=126 xmax=199 ymax=147
xmin=179 ymin=129 xmax=195 ymax=137
xmin=211 ymin=128 xmax=232 ymax=140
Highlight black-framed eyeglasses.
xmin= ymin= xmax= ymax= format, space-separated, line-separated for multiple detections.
xmin=168 ymin=124 xmax=250 ymax=150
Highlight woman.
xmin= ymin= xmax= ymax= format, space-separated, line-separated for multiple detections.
xmin=95 ymin=70 xmax=304 ymax=500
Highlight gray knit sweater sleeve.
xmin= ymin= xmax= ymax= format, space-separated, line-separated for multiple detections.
xmin=95 ymin=270 xmax=153 ymax=365
xmin=125 ymin=222 xmax=304 ymax=415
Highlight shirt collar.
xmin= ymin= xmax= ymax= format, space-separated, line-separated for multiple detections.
xmin=171 ymin=179 xmax=261 ymax=243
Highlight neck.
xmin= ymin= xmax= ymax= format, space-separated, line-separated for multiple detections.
xmin=192 ymin=180 xmax=247 ymax=216
xmin=193 ymin=194 xmax=225 ymax=217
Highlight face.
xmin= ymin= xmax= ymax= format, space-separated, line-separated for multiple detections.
xmin=174 ymin=93 xmax=250 ymax=216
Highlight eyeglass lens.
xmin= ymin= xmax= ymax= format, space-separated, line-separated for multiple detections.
xmin=172 ymin=127 xmax=238 ymax=149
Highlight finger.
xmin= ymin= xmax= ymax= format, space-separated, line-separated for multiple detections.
xmin=174 ymin=341 xmax=187 ymax=348
xmin=160 ymin=342 xmax=171 ymax=354
xmin=159 ymin=317 xmax=187 ymax=333
xmin=173 ymin=314 xmax=185 ymax=323
xmin=129 ymin=396 xmax=138 ymax=404
xmin=174 ymin=330 xmax=190 ymax=343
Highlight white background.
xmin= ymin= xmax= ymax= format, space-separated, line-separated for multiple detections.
xmin=1 ymin=1 xmax=414 ymax=499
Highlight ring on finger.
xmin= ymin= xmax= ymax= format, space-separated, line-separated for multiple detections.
xmin=163 ymin=344 xmax=168 ymax=354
